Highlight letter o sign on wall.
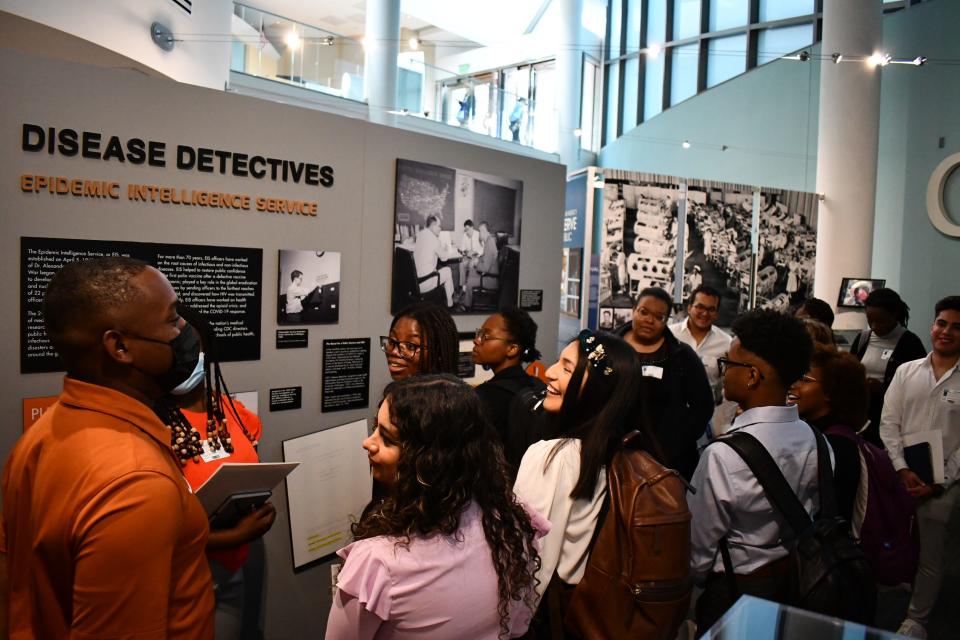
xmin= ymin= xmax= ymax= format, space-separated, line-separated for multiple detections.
xmin=927 ymin=152 xmax=960 ymax=238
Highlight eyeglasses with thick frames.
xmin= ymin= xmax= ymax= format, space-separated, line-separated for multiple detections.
xmin=635 ymin=307 xmax=668 ymax=324
xmin=379 ymin=336 xmax=421 ymax=360
xmin=474 ymin=328 xmax=513 ymax=344
xmin=717 ymin=357 xmax=766 ymax=380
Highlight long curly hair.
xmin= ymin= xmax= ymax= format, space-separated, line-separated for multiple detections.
xmin=352 ymin=375 xmax=540 ymax=638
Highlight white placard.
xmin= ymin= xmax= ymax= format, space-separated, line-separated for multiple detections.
xmin=282 ymin=420 xmax=372 ymax=568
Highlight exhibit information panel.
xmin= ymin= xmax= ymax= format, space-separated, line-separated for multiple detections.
xmin=21 ymin=236 xmax=262 ymax=373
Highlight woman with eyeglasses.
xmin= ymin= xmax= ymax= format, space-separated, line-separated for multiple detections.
xmin=380 ymin=302 xmax=459 ymax=381
xmin=326 ymin=375 xmax=547 ymax=639
xmin=473 ymin=308 xmax=546 ymax=472
xmin=513 ymin=330 xmax=662 ymax=637
xmin=616 ymin=287 xmax=713 ymax=479
xmin=787 ymin=348 xmax=871 ymax=523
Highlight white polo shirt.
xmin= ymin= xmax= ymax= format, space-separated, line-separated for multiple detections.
xmin=879 ymin=354 xmax=960 ymax=487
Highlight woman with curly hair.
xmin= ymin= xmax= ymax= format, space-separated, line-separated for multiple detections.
xmin=326 ymin=375 xmax=547 ymax=639
xmin=513 ymin=330 xmax=661 ymax=636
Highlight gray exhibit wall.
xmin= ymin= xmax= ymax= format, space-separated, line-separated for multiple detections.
xmin=0 ymin=49 xmax=564 ymax=637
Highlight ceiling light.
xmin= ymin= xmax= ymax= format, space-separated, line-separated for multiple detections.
xmin=408 ymin=37 xmax=420 ymax=51
xmin=868 ymin=52 xmax=891 ymax=67
xmin=284 ymin=31 xmax=300 ymax=49
xmin=387 ymin=108 xmax=410 ymax=115
xmin=593 ymin=173 xmax=605 ymax=189
xmin=831 ymin=53 xmax=843 ymax=64
xmin=646 ymin=43 xmax=662 ymax=59
xmin=913 ymin=55 xmax=927 ymax=66
xmin=682 ymin=140 xmax=691 ymax=149
xmin=573 ymin=128 xmax=583 ymax=138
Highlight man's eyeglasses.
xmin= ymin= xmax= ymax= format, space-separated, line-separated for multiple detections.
xmin=379 ymin=336 xmax=421 ymax=360
xmin=635 ymin=307 xmax=668 ymax=324
xmin=474 ymin=328 xmax=512 ymax=344
xmin=717 ymin=357 xmax=766 ymax=380
xmin=691 ymin=303 xmax=718 ymax=315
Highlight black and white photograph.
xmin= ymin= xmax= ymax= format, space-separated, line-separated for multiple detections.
xmin=277 ymin=249 xmax=341 ymax=324
xmin=682 ymin=179 xmax=757 ymax=327
xmin=598 ymin=170 xmax=681 ymax=330
xmin=391 ymin=158 xmax=523 ymax=315
xmin=755 ymin=188 xmax=819 ymax=313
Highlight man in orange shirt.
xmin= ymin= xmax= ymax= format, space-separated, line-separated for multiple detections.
xmin=0 ymin=257 xmax=214 ymax=639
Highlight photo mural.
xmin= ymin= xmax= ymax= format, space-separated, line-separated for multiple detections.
xmin=596 ymin=169 xmax=818 ymax=330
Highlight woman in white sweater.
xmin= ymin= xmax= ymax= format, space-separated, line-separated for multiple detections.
xmin=513 ymin=330 xmax=661 ymax=638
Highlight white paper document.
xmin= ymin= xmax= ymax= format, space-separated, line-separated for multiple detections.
xmin=283 ymin=419 xmax=372 ymax=568
xmin=195 ymin=462 xmax=300 ymax=515
xmin=903 ymin=430 xmax=945 ymax=484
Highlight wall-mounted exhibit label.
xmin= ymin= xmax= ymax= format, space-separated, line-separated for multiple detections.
xmin=21 ymin=123 xmax=334 ymax=187
xmin=519 ymin=289 xmax=543 ymax=312
xmin=277 ymin=329 xmax=309 ymax=349
xmin=20 ymin=237 xmax=262 ymax=373
xmin=269 ymin=387 xmax=302 ymax=412
xmin=321 ymin=339 xmax=370 ymax=413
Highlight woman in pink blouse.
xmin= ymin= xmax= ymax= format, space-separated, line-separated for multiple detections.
xmin=326 ymin=374 xmax=547 ymax=639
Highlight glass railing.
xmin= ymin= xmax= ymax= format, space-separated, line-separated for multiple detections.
xmin=231 ymin=2 xmax=558 ymax=154
xmin=231 ymin=2 xmax=364 ymax=99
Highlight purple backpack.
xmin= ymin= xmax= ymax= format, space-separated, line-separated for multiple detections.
xmin=825 ymin=425 xmax=919 ymax=585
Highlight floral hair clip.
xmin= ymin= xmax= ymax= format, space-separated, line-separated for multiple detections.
xmin=577 ymin=329 xmax=614 ymax=377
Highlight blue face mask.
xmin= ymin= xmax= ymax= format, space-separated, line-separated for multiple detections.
xmin=170 ymin=351 xmax=205 ymax=396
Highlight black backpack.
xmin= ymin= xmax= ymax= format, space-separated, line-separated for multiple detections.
xmin=719 ymin=426 xmax=877 ymax=624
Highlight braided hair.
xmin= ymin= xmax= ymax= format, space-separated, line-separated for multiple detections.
xmin=864 ymin=288 xmax=911 ymax=327
xmin=391 ymin=302 xmax=459 ymax=375
xmin=155 ymin=305 xmax=256 ymax=465
xmin=498 ymin=307 xmax=542 ymax=363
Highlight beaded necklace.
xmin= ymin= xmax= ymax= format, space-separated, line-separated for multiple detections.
xmin=159 ymin=357 xmax=257 ymax=466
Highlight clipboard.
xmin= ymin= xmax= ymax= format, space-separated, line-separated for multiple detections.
xmin=195 ymin=462 xmax=300 ymax=516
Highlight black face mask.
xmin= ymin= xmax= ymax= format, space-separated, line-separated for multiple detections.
xmin=126 ymin=322 xmax=203 ymax=393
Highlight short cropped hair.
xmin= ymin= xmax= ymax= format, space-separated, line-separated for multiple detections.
xmin=799 ymin=297 xmax=834 ymax=327
xmin=935 ymin=295 xmax=960 ymax=315
xmin=689 ymin=284 xmax=721 ymax=305
xmin=637 ymin=287 xmax=673 ymax=315
xmin=43 ymin=257 xmax=149 ymax=341
xmin=425 ymin=215 xmax=440 ymax=228
xmin=463 ymin=219 xmax=474 ymax=228
xmin=290 ymin=269 xmax=303 ymax=281
xmin=731 ymin=309 xmax=813 ymax=387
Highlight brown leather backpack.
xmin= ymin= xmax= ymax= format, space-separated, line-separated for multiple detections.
xmin=565 ymin=431 xmax=693 ymax=639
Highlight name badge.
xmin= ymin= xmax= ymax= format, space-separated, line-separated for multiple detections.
xmin=942 ymin=389 xmax=960 ymax=404
xmin=881 ymin=349 xmax=894 ymax=361
xmin=642 ymin=365 xmax=664 ymax=379
xmin=199 ymin=440 xmax=232 ymax=464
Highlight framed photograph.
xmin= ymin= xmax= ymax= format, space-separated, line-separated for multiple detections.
xmin=837 ymin=277 xmax=886 ymax=308
xmin=278 ymin=249 xmax=341 ymax=324
xmin=391 ymin=159 xmax=523 ymax=315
